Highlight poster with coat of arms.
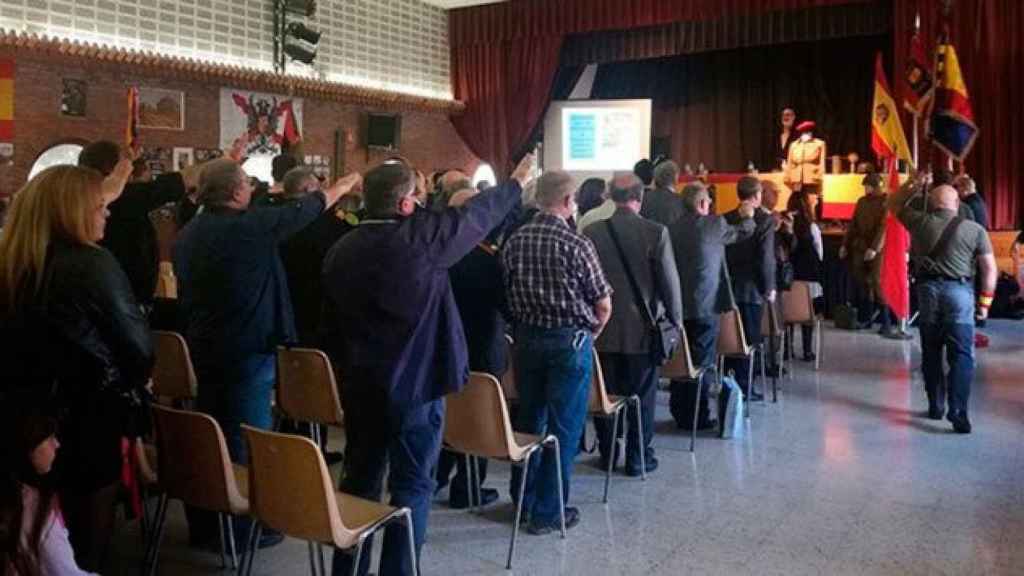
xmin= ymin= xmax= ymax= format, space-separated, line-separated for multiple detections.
xmin=219 ymin=88 xmax=303 ymax=158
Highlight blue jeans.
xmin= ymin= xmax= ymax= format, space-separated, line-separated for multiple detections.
xmin=195 ymin=353 xmax=276 ymax=464
xmin=917 ymin=279 xmax=975 ymax=414
xmin=331 ymin=386 xmax=443 ymax=576
xmin=510 ymin=326 xmax=592 ymax=525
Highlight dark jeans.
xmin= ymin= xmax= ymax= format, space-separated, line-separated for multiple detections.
xmin=724 ymin=302 xmax=762 ymax=395
xmin=592 ymin=353 xmax=657 ymax=473
xmin=917 ymin=279 xmax=975 ymax=415
xmin=671 ymin=316 xmax=720 ymax=426
xmin=188 ymin=353 xmax=276 ymax=545
xmin=435 ymin=448 xmax=488 ymax=503
xmin=331 ymin=388 xmax=443 ymax=576
xmin=509 ymin=326 xmax=592 ymax=525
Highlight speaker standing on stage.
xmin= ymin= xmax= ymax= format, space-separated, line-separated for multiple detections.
xmin=784 ymin=121 xmax=826 ymax=197
xmin=776 ymin=108 xmax=799 ymax=170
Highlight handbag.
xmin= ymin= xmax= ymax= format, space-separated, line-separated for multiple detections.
xmin=606 ymin=219 xmax=680 ymax=365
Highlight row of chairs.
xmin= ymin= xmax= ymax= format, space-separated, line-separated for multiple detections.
xmin=138 ymin=281 xmax=822 ymax=574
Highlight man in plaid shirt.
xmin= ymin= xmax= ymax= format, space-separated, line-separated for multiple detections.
xmin=502 ymin=170 xmax=613 ymax=535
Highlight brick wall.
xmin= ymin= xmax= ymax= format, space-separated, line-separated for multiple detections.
xmin=0 ymin=51 xmax=478 ymax=198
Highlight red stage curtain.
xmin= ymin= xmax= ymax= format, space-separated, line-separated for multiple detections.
xmin=449 ymin=0 xmax=874 ymax=175
xmin=893 ymin=0 xmax=1023 ymax=229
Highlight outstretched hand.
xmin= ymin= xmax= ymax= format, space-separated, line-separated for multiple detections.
xmin=323 ymin=172 xmax=363 ymax=207
xmin=102 ymin=157 xmax=133 ymax=202
xmin=511 ymin=153 xmax=536 ymax=187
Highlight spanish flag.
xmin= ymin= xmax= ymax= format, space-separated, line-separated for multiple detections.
xmin=125 ymin=87 xmax=140 ymax=151
xmin=871 ymin=53 xmax=912 ymax=166
xmin=928 ymin=42 xmax=978 ymax=161
xmin=0 ymin=60 xmax=13 ymax=143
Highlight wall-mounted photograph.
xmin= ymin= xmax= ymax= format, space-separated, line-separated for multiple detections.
xmin=138 ymin=87 xmax=185 ymax=130
xmin=60 ymin=79 xmax=87 ymax=117
xmin=172 ymin=147 xmax=195 ymax=171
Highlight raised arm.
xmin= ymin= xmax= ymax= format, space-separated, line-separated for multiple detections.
xmin=421 ymin=154 xmax=533 ymax=269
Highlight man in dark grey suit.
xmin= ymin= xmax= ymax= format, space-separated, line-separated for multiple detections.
xmin=640 ymin=160 xmax=686 ymax=228
xmin=724 ymin=177 xmax=776 ymax=400
xmin=668 ymin=182 xmax=756 ymax=429
xmin=584 ymin=174 xmax=683 ymax=476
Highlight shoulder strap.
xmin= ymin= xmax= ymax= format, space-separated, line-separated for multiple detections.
xmin=929 ymin=216 xmax=965 ymax=260
xmin=606 ymin=219 xmax=656 ymax=328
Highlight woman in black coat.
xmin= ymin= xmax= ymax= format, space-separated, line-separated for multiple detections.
xmin=0 ymin=164 xmax=154 ymax=571
xmin=785 ymin=191 xmax=824 ymax=361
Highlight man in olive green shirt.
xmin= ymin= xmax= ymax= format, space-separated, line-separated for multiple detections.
xmin=889 ymin=174 xmax=997 ymax=433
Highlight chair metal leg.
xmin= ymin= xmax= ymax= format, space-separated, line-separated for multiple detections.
xmin=218 ymin=513 xmax=228 ymax=570
xmin=603 ymin=410 xmax=619 ymax=503
xmin=226 ymin=519 xmax=239 ymax=571
xmin=349 ymin=540 xmax=364 ymax=576
xmin=690 ymin=371 xmax=703 ymax=453
xmin=403 ymin=509 xmax=419 ymax=576
xmin=144 ymin=494 xmax=169 ymax=576
xmin=632 ymin=396 xmax=646 ymax=481
xmin=550 ymin=437 xmax=566 ymax=538
xmin=307 ymin=542 xmax=318 ymax=576
xmin=463 ymin=453 xmax=474 ymax=510
xmin=506 ymin=450 xmax=532 ymax=569
xmin=243 ymin=523 xmax=262 ymax=576
xmin=471 ymin=455 xmax=482 ymax=512
xmin=749 ymin=352 xmax=757 ymax=420
xmin=317 ymin=543 xmax=326 ymax=576
xmin=815 ymin=319 xmax=822 ymax=371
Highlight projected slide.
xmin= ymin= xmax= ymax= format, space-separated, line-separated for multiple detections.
xmin=544 ymin=99 xmax=651 ymax=176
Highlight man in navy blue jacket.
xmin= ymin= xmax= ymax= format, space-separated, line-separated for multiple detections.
xmin=322 ymin=155 xmax=532 ymax=576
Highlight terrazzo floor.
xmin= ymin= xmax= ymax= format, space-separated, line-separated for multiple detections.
xmin=108 ymin=320 xmax=1024 ymax=575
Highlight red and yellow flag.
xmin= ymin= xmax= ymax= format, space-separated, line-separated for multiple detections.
xmin=880 ymin=159 xmax=910 ymax=319
xmin=928 ymin=41 xmax=978 ymax=161
xmin=0 ymin=60 xmax=14 ymax=143
xmin=871 ymin=53 xmax=912 ymax=166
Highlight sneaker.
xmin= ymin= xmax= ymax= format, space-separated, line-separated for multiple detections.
xmin=527 ymin=507 xmax=580 ymax=535
xmin=450 ymin=487 xmax=499 ymax=509
xmin=947 ymin=411 xmax=972 ymax=434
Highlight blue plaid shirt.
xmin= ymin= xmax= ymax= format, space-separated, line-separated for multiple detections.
xmin=502 ymin=212 xmax=612 ymax=330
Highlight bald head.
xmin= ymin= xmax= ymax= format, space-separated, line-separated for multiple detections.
xmin=609 ymin=172 xmax=644 ymax=205
xmin=930 ymin=184 xmax=960 ymax=212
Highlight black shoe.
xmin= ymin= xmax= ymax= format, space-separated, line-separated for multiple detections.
xmin=746 ymin=390 xmax=765 ymax=402
xmin=527 ymin=507 xmax=580 ymax=535
xmin=323 ymin=450 xmax=344 ymax=466
xmin=882 ymin=330 xmax=915 ymax=341
xmin=927 ymin=405 xmax=944 ymax=420
xmin=450 ymin=487 xmax=499 ymax=509
xmin=975 ymin=318 xmax=987 ymax=328
xmin=625 ymin=456 xmax=658 ymax=477
xmin=801 ymin=352 xmax=817 ymax=362
xmin=947 ymin=411 xmax=972 ymax=434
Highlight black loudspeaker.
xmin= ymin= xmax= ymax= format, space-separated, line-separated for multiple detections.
xmin=366 ymin=113 xmax=402 ymax=151
xmin=652 ymin=135 xmax=671 ymax=162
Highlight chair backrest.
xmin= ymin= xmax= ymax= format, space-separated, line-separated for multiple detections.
xmin=151 ymin=331 xmax=197 ymax=401
xmin=588 ymin=349 xmax=616 ymax=414
xmin=499 ymin=335 xmax=518 ymax=402
xmin=761 ymin=300 xmax=783 ymax=337
xmin=781 ymin=281 xmax=816 ymax=325
xmin=661 ymin=328 xmax=699 ymax=380
xmin=151 ymin=405 xmax=245 ymax=514
xmin=717 ymin=308 xmax=750 ymax=356
xmin=242 ymin=426 xmax=356 ymax=548
xmin=276 ymin=347 xmax=344 ymax=426
xmin=444 ymin=372 xmax=519 ymax=460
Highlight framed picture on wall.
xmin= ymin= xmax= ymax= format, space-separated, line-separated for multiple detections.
xmin=194 ymin=148 xmax=223 ymax=163
xmin=61 ymin=79 xmax=87 ymax=117
xmin=138 ymin=87 xmax=185 ymax=131
xmin=172 ymin=147 xmax=195 ymax=171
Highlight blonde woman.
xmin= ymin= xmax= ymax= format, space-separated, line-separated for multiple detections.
xmin=0 ymin=165 xmax=153 ymax=572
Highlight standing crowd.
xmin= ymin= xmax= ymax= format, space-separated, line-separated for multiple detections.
xmin=0 ymin=138 xmax=995 ymax=575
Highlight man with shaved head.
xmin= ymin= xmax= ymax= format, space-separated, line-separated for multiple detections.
xmin=890 ymin=173 xmax=997 ymax=434
xmin=584 ymin=173 xmax=683 ymax=476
